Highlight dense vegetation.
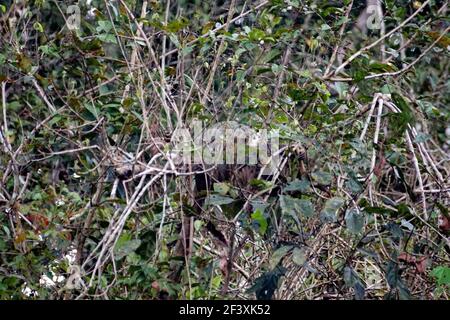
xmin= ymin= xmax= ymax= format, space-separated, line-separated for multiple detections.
xmin=0 ymin=0 xmax=449 ymax=300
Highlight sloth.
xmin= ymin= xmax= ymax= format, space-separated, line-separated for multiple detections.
xmin=167 ymin=124 xmax=306 ymax=284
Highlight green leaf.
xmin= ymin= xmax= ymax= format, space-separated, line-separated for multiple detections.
xmin=98 ymin=34 xmax=117 ymax=44
xmin=283 ymin=179 xmax=311 ymax=193
xmin=344 ymin=266 xmax=366 ymax=300
xmin=213 ymin=182 xmax=230 ymax=196
xmin=292 ymin=247 xmax=307 ymax=266
xmin=169 ymin=33 xmax=180 ymax=48
xmin=431 ymin=266 xmax=450 ymax=286
xmin=165 ymin=18 xmax=189 ymax=33
xmin=251 ymin=209 xmax=268 ymax=236
xmin=343 ymin=266 xmax=357 ymax=287
xmin=386 ymin=222 xmax=403 ymax=239
xmin=261 ymin=49 xmax=281 ymax=64
xmin=84 ymin=103 xmax=100 ymax=120
xmin=114 ymin=236 xmax=142 ymax=260
xmin=249 ymin=179 xmax=272 ymax=189
xmin=320 ymin=197 xmax=345 ymax=223
xmin=345 ymin=209 xmax=365 ymax=234
xmin=33 ymin=22 xmax=44 ymax=33
xmin=346 ymin=178 xmax=363 ymax=194
xmin=389 ymin=92 xmax=415 ymax=135
xmin=96 ymin=20 xmax=113 ymax=33
xmin=17 ymin=54 xmax=32 ymax=73
xmin=321 ymin=24 xmax=331 ymax=31
xmin=413 ymin=133 xmax=431 ymax=143
xmin=271 ymin=64 xmax=283 ymax=74
xmin=436 ymin=202 xmax=450 ymax=219
xmin=279 ymin=195 xmax=295 ymax=216
xmin=369 ymin=62 xmax=396 ymax=73
xmin=296 ymin=199 xmax=315 ymax=217
xmin=386 ymin=259 xmax=400 ymax=287
xmin=363 ymin=206 xmax=397 ymax=217
xmin=397 ymin=280 xmax=411 ymax=300
xmin=334 ymin=82 xmax=348 ymax=99
xmin=248 ymin=28 xmax=265 ymax=41
xmin=311 ymin=171 xmax=333 ymax=185
xmin=352 ymin=69 xmax=368 ymax=82
xmin=270 ymin=245 xmax=292 ymax=269
xmin=182 ymin=45 xmax=194 ymax=56
xmin=204 ymin=194 xmax=235 ymax=206
xmin=280 ymin=195 xmax=315 ymax=218
xmin=247 ymin=266 xmax=286 ymax=300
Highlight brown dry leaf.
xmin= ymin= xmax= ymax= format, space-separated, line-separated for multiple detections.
xmin=438 ymin=214 xmax=450 ymax=233
xmin=414 ymin=257 xmax=428 ymax=274
xmin=398 ymin=252 xmax=428 ymax=273
xmin=398 ymin=252 xmax=415 ymax=263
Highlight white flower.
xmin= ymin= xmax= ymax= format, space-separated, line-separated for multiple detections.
xmin=40 ymin=275 xmax=56 ymax=287
xmin=259 ymin=40 xmax=265 ymax=45
xmin=87 ymin=8 xmax=96 ymax=19
xmin=65 ymin=248 xmax=77 ymax=264
xmin=22 ymin=286 xmax=34 ymax=297
xmin=215 ymin=22 xmax=222 ymax=29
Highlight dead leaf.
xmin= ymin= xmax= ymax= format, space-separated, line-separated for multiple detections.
xmin=438 ymin=214 xmax=450 ymax=233
xmin=399 ymin=252 xmax=428 ymax=273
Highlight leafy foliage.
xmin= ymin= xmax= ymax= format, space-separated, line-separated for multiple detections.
xmin=0 ymin=0 xmax=449 ymax=300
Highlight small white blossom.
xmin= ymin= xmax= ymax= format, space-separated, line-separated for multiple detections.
xmin=65 ymin=248 xmax=77 ymax=264
xmin=87 ymin=8 xmax=96 ymax=19
xmin=22 ymin=286 xmax=34 ymax=297
xmin=234 ymin=18 xmax=243 ymax=25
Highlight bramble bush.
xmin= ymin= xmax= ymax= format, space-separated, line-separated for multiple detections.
xmin=0 ymin=0 xmax=449 ymax=300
